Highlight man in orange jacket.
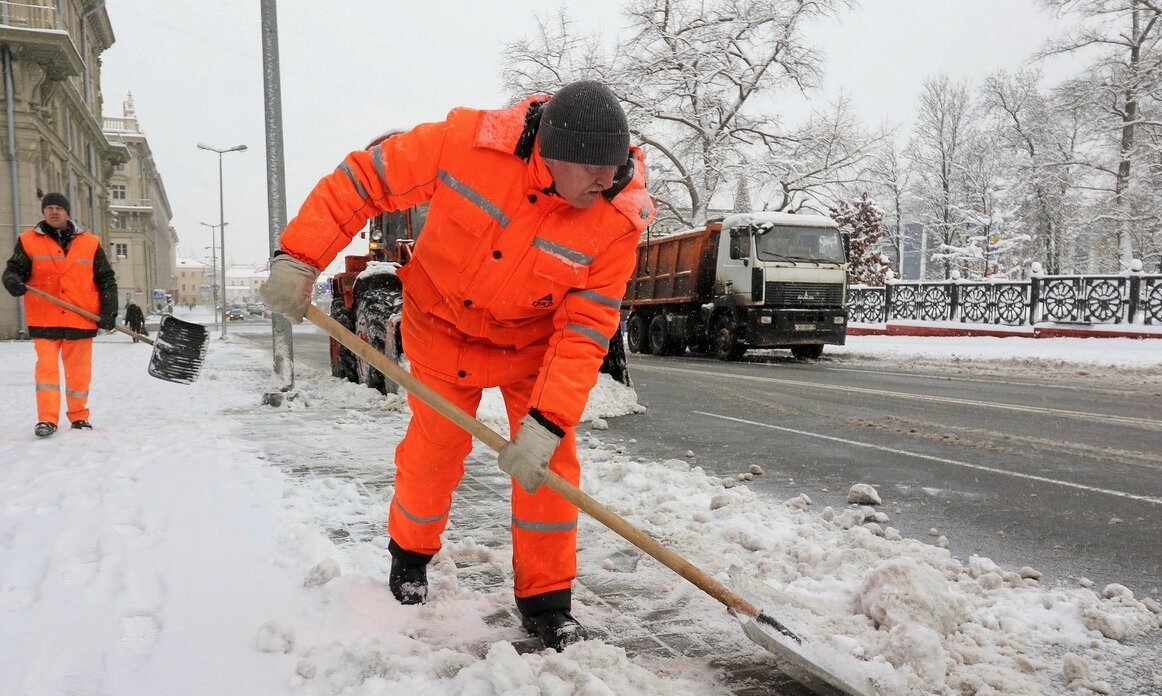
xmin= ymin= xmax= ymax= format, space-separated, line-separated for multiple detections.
xmin=3 ymin=193 xmax=119 ymax=438
xmin=261 ymin=79 xmax=655 ymax=650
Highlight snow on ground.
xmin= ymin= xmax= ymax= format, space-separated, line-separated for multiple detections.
xmin=1 ymin=323 xmax=1160 ymax=695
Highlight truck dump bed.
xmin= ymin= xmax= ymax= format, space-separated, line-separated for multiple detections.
xmin=624 ymin=223 xmax=721 ymax=306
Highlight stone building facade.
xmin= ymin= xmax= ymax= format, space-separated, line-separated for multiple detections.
xmin=0 ymin=4 xmax=176 ymax=333
xmin=0 ymin=0 xmax=129 ymax=338
xmin=103 ymin=93 xmax=175 ymax=312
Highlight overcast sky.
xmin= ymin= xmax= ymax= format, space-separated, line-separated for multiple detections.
xmin=99 ymin=1 xmax=1086 ymax=271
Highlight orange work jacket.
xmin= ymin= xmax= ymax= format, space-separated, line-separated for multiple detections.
xmin=280 ymin=95 xmax=656 ymax=426
xmin=21 ymin=228 xmax=102 ymax=331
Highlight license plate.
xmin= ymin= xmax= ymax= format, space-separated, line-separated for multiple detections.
xmin=794 ymin=323 xmax=815 ymax=331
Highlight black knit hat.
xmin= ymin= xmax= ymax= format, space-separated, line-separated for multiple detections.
xmin=41 ymin=192 xmax=70 ymax=215
xmin=538 ymin=80 xmax=630 ymax=166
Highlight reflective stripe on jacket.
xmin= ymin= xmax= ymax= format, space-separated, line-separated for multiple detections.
xmin=20 ymin=228 xmax=103 ymax=332
xmin=279 ymin=95 xmax=656 ymax=425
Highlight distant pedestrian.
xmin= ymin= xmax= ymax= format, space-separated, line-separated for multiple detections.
xmin=2 ymin=192 xmax=118 ymax=437
xmin=124 ymin=301 xmax=145 ymax=340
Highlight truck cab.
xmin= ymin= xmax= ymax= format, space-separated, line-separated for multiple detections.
xmin=713 ymin=212 xmax=848 ymax=357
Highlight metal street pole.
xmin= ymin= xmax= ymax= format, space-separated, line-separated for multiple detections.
xmin=199 ymin=222 xmax=221 ymax=330
xmin=260 ymin=0 xmax=296 ymax=404
xmin=197 ymin=142 xmax=246 ymax=339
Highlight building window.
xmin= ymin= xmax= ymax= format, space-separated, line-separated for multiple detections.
xmin=113 ymin=162 xmax=126 ymax=172
xmin=111 ymin=184 xmax=126 ymax=200
xmin=112 ymin=213 xmax=127 ymax=229
xmin=113 ymin=243 xmax=128 ymax=259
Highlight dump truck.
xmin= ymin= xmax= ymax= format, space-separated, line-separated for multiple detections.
xmin=622 ymin=211 xmax=848 ymax=360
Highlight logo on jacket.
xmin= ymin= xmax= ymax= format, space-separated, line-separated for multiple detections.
xmin=532 ymin=293 xmax=554 ymax=308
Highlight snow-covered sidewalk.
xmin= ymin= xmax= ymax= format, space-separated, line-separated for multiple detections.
xmin=1 ymin=329 xmax=1159 ymax=695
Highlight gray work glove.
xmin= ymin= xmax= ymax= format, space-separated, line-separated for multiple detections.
xmin=499 ymin=412 xmax=562 ymax=493
xmin=260 ymin=253 xmax=319 ymax=323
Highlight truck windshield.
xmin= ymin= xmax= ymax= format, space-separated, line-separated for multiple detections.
xmin=753 ymin=225 xmax=845 ymax=264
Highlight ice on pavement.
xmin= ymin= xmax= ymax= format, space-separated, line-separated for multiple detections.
xmin=1 ymin=324 xmax=1160 ymax=695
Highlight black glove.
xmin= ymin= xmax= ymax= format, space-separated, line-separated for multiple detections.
xmin=99 ymin=314 xmax=116 ymax=331
xmin=3 ymin=276 xmax=25 ymax=297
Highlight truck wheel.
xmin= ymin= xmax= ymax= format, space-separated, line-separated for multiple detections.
xmin=791 ymin=344 xmax=824 ymax=359
xmin=712 ymin=316 xmax=747 ymax=361
xmin=329 ymin=298 xmax=358 ymax=383
xmin=627 ymin=314 xmax=651 ymax=354
xmin=647 ymin=315 xmax=671 ymax=355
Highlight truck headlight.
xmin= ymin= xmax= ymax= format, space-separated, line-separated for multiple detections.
xmin=834 ymin=316 xmax=845 ymax=324
xmin=759 ymin=316 xmax=772 ymax=324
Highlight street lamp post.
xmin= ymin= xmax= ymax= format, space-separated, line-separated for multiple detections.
xmin=197 ymin=142 xmax=247 ymax=338
xmin=199 ymin=222 xmax=224 ymax=329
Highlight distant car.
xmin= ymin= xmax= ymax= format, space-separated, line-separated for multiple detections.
xmin=247 ymin=302 xmax=268 ymax=317
xmin=226 ymin=306 xmax=246 ymax=321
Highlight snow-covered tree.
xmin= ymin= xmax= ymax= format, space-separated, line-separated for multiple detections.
xmin=752 ymin=95 xmax=886 ymax=214
xmin=906 ymin=75 xmax=975 ymax=279
xmin=1039 ymin=0 xmax=1162 ymax=270
xmin=733 ymin=177 xmax=753 ymax=213
xmin=867 ymin=140 xmax=912 ymax=278
xmin=501 ymin=0 xmax=864 ymax=227
xmin=978 ymin=69 xmax=1075 ymax=274
xmin=832 ymin=193 xmax=890 ymax=285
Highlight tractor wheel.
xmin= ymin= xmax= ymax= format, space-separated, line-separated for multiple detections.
xmin=329 ymin=297 xmax=358 ymax=382
xmin=353 ymin=274 xmax=403 ymax=395
xmin=599 ymin=324 xmax=632 ymax=387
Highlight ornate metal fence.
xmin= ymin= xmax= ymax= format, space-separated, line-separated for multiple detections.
xmin=848 ymin=273 xmax=1162 ymax=325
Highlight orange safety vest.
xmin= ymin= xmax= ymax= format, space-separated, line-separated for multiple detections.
xmin=280 ymin=95 xmax=656 ymax=425
xmin=21 ymin=228 xmax=101 ymax=331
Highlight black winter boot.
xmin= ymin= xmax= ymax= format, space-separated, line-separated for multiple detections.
xmin=388 ymin=540 xmax=432 ymax=605
xmin=34 ymin=422 xmax=57 ymax=438
xmin=520 ymin=608 xmax=588 ymax=651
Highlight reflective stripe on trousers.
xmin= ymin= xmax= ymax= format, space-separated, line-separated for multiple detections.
xmin=33 ymin=338 xmax=93 ymax=424
xmin=388 ymin=360 xmax=580 ymax=599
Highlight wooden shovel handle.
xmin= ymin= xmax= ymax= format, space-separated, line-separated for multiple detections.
xmin=23 ymin=285 xmax=155 ymax=346
xmin=305 ymin=303 xmax=763 ymax=619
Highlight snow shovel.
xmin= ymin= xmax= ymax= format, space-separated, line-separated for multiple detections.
xmin=305 ymin=304 xmax=877 ymax=696
xmin=24 ymin=286 xmax=209 ymax=385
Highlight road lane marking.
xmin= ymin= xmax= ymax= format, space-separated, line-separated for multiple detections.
xmin=636 ymin=363 xmax=1161 ymax=430
xmin=694 ymin=411 xmax=1162 ymax=506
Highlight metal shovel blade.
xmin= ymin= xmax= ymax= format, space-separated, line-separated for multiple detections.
xmin=147 ymin=315 xmax=209 ymax=384
xmin=742 ymin=617 xmax=878 ymax=696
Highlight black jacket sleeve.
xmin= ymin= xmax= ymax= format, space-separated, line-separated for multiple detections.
xmin=2 ymin=239 xmax=31 ymax=292
xmin=92 ymin=245 xmax=119 ymax=318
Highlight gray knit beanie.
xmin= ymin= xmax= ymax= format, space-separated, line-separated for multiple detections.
xmin=41 ymin=192 xmax=70 ymax=215
xmin=538 ymin=80 xmax=630 ymax=166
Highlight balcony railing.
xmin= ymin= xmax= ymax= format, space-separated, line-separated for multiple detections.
xmin=848 ymin=273 xmax=1162 ymax=326
xmin=111 ymin=198 xmax=153 ymax=209
xmin=104 ymin=117 xmax=135 ymax=132
xmin=0 ymin=1 xmax=57 ymax=29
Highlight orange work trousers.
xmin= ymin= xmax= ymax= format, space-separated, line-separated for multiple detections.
xmin=33 ymin=338 xmax=93 ymax=425
xmin=388 ymin=360 xmax=580 ymax=600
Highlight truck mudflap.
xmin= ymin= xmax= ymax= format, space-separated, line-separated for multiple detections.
xmin=745 ymin=307 xmax=847 ymax=347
